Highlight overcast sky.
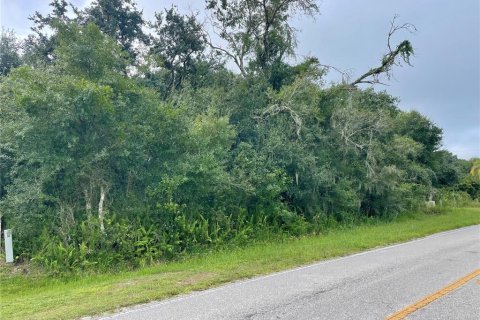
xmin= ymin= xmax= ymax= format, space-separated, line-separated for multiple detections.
xmin=1 ymin=0 xmax=479 ymax=159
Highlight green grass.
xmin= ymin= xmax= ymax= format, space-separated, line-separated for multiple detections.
xmin=1 ymin=207 xmax=479 ymax=320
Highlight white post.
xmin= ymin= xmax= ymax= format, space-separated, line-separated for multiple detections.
xmin=4 ymin=229 xmax=13 ymax=263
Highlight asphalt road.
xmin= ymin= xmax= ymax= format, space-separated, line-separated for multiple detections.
xmin=99 ymin=225 xmax=480 ymax=320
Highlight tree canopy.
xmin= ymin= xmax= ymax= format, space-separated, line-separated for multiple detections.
xmin=0 ymin=0 xmax=476 ymax=272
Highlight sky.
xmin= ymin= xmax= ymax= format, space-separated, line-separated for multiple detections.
xmin=1 ymin=0 xmax=479 ymax=159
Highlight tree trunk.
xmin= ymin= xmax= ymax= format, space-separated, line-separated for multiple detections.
xmin=84 ymin=188 xmax=92 ymax=216
xmin=98 ymin=185 xmax=106 ymax=233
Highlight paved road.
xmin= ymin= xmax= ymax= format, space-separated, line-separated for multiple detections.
xmin=100 ymin=226 xmax=480 ymax=320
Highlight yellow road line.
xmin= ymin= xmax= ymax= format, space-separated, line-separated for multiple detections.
xmin=385 ymin=268 xmax=480 ymax=320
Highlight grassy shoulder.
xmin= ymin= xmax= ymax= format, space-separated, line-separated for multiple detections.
xmin=1 ymin=207 xmax=479 ymax=320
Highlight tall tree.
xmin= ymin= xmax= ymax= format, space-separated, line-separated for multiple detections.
xmin=82 ymin=0 xmax=148 ymax=60
xmin=205 ymin=0 xmax=318 ymax=76
xmin=24 ymin=0 xmax=74 ymax=66
xmin=0 ymin=29 xmax=22 ymax=76
xmin=150 ymin=7 xmax=207 ymax=94
xmin=1 ymin=23 xmax=131 ymax=237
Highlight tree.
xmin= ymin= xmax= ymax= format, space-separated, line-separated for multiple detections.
xmin=82 ymin=0 xmax=148 ymax=60
xmin=430 ymin=150 xmax=467 ymax=187
xmin=24 ymin=0 xmax=75 ymax=66
xmin=25 ymin=0 xmax=148 ymax=67
xmin=0 ymin=67 xmax=115 ymax=233
xmin=150 ymin=7 xmax=207 ymax=94
xmin=55 ymin=22 xmax=128 ymax=79
xmin=205 ymin=0 xmax=318 ymax=76
xmin=1 ymin=23 xmax=135 ymax=239
xmin=0 ymin=29 xmax=22 ymax=76
xmin=395 ymin=111 xmax=443 ymax=166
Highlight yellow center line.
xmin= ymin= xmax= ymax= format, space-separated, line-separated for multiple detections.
xmin=385 ymin=268 xmax=480 ymax=320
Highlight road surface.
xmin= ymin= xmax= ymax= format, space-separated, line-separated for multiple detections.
xmin=99 ymin=225 xmax=480 ymax=320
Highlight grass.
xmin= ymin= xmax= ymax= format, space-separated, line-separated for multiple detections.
xmin=1 ymin=207 xmax=479 ymax=320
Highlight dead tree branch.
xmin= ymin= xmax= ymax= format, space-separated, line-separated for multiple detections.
xmin=350 ymin=15 xmax=416 ymax=87
xmin=318 ymin=63 xmax=352 ymax=84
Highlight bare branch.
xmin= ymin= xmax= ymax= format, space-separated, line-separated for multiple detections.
xmin=203 ymin=27 xmax=247 ymax=77
xmin=318 ymin=63 xmax=352 ymax=84
xmin=350 ymin=15 xmax=416 ymax=87
xmin=254 ymin=79 xmax=305 ymax=138
xmin=387 ymin=15 xmax=417 ymax=53
xmin=256 ymin=104 xmax=303 ymax=138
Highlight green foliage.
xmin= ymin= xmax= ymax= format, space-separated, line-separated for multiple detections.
xmin=457 ymin=175 xmax=480 ymax=200
xmin=469 ymin=158 xmax=480 ymax=179
xmin=150 ymin=7 xmax=208 ymax=95
xmin=395 ymin=111 xmax=443 ymax=165
xmin=0 ymin=29 xmax=22 ymax=76
xmin=1 ymin=4 xmax=470 ymax=274
xmin=55 ymin=22 xmax=128 ymax=79
xmin=436 ymin=190 xmax=478 ymax=208
xmin=82 ymin=0 xmax=148 ymax=59
xmin=205 ymin=0 xmax=319 ymax=75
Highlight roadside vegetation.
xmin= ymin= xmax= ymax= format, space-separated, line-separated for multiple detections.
xmin=0 ymin=1 xmax=479 ymax=318
xmin=1 ymin=207 xmax=479 ymax=320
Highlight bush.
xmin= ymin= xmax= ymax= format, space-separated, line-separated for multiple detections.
xmin=30 ymin=210 xmax=277 ymax=274
xmin=312 ymin=212 xmax=338 ymax=234
xmin=436 ymin=190 xmax=476 ymax=208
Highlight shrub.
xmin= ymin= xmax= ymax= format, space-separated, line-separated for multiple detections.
xmin=436 ymin=190 xmax=476 ymax=208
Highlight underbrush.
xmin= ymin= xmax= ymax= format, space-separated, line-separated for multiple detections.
xmin=1 ymin=207 xmax=478 ymax=320
xmin=1 ymin=185 xmax=477 ymax=278
xmin=7 ymin=198 xmax=476 ymax=277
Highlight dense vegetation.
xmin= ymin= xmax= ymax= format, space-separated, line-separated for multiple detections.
xmin=2 ymin=208 xmax=479 ymax=320
xmin=0 ymin=0 xmax=478 ymax=274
